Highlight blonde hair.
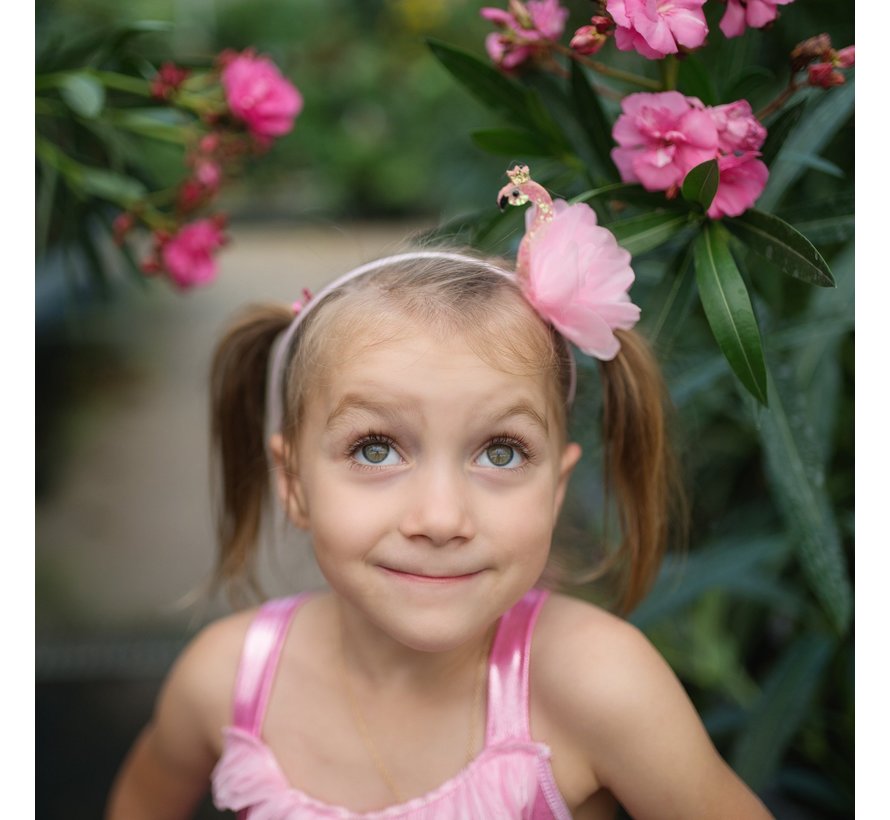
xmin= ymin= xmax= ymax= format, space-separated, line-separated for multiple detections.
xmin=210 ymin=251 xmax=682 ymax=612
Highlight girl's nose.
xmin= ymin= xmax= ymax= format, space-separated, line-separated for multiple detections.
xmin=398 ymin=462 xmax=476 ymax=546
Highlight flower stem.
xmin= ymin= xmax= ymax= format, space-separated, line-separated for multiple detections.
xmin=549 ymin=42 xmax=662 ymax=90
xmin=755 ymin=78 xmax=801 ymax=121
xmin=661 ymin=55 xmax=678 ymax=91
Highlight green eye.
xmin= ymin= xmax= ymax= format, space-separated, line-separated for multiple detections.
xmin=486 ymin=444 xmax=514 ymax=467
xmin=362 ymin=443 xmax=390 ymax=464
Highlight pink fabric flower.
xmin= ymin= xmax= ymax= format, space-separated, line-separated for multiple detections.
xmin=707 ymin=152 xmax=769 ymax=219
xmin=160 ymin=218 xmax=227 ymax=288
xmin=521 ymin=200 xmax=640 ymax=360
xmin=709 ymin=100 xmax=767 ymax=154
xmin=221 ymin=52 xmax=303 ymax=139
xmin=481 ymin=1 xmax=568 ymax=69
xmin=607 ymin=0 xmax=708 ymax=60
xmin=611 ymin=91 xmax=718 ymax=192
xmin=719 ymin=0 xmax=795 ymax=39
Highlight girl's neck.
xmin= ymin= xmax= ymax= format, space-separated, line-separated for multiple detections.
xmin=330 ymin=594 xmax=495 ymax=692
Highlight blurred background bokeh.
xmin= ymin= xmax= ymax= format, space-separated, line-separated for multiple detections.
xmin=36 ymin=1 xmax=853 ymax=818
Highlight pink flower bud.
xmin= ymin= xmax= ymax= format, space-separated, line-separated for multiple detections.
xmin=808 ymin=61 xmax=845 ymax=88
xmin=194 ymin=158 xmax=222 ymax=191
xmin=570 ymin=24 xmax=609 ymax=55
xmin=790 ymin=33 xmax=833 ymax=72
xmin=112 ymin=212 xmax=134 ymax=245
xmin=836 ymin=45 xmax=855 ymax=68
xmin=199 ymin=133 xmax=221 ymax=155
xmin=150 ymin=62 xmax=191 ymax=101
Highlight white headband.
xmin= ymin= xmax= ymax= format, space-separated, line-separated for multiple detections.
xmin=265 ymin=250 xmax=577 ymax=439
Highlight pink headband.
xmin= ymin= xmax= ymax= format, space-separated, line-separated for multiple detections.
xmin=265 ymin=250 xmax=578 ymax=438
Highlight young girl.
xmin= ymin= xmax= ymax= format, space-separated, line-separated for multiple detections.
xmin=107 ymin=167 xmax=772 ymax=819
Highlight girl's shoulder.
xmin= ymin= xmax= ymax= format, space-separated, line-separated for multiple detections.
xmin=531 ymin=592 xmax=693 ymax=754
xmin=155 ymin=605 xmax=261 ymax=753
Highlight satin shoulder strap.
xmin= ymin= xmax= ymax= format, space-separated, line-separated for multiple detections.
xmin=231 ymin=594 xmax=311 ymax=735
xmin=485 ymin=587 xmax=550 ymax=745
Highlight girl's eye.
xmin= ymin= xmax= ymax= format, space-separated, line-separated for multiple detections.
xmin=477 ymin=442 xmax=526 ymax=469
xmin=351 ymin=438 xmax=402 ymax=467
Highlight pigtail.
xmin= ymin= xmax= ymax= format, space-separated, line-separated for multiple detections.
xmin=599 ymin=329 xmax=686 ymax=614
xmin=209 ymin=303 xmax=292 ymax=603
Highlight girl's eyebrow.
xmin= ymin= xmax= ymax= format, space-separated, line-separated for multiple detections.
xmin=326 ymin=394 xmax=415 ymax=428
xmin=487 ymin=403 xmax=550 ymax=434
xmin=326 ymin=394 xmax=549 ymax=434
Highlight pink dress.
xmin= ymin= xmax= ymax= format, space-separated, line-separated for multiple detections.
xmin=211 ymin=588 xmax=572 ymax=819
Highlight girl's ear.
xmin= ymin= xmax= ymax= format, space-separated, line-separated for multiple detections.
xmin=553 ymin=442 xmax=582 ymax=524
xmin=268 ymin=433 xmax=311 ymax=529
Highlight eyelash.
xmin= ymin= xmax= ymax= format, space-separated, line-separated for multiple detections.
xmin=344 ymin=431 xmax=537 ymax=471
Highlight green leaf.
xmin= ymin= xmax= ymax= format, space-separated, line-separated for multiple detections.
xmin=608 ymin=212 xmax=689 ymax=257
xmin=681 ymin=159 xmax=719 ymax=211
xmin=758 ymin=81 xmax=855 ymax=211
xmin=569 ymin=62 xmax=619 ymax=181
xmin=757 ymin=364 xmax=853 ymax=633
xmin=426 ymin=39 xmax=530 ymax=122
xmin=640 ymin=242 xmax=696 ymax=353
xmin=677 ymin=55 xmax=718 ymax=106
xmin=104 ymin=109 xmax=192 ymax=144
xmin=731 ymin=633 xmax=835 ymax=790
xmin=760 ymin=101 xmax=806 ymax=167
xmin=630 ymin=534 xmax=794 ymax=629
xmin=693 ymin=222 xmax=768 ymax=404
xmin=76 ymin=167 xmax=147 ymax=205
xmin=573 ymin=182 xmax=686 ymax=211
xmin=722 ymin=66 xmax=774 ymax=107
xmin=59 ymin=72 xmax=106 ymax=118
xmin=471 ymin=128 xmax=550 ymax=157
xmin=777 ymin=192 xmax=855 ymax=247
xmin=726 ymin=209 xmax=835 ymax=287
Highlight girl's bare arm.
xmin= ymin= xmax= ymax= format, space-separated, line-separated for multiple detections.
xmin=105 ymin=614 xmax=250 ymax=820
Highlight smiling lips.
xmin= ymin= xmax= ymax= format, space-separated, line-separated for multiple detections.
xmin=379 ymin=566 xmax=484 ymax=585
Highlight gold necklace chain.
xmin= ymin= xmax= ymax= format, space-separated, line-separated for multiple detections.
xmin=337 ymin=621 xmax=491 ymax=805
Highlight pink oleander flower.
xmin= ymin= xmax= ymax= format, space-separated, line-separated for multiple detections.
xmin=160 ymin=218 xmax=227 ymax=288
xmin=719 ymin=0 xmax=795 ymax=39
xmin=221 ymin=51 xmax=303 ymax=139
xmin=607 ymin=0 xmax=708 ymax=60
xmin=611 ymin=91 xmax=718 ymax=192
xmin=481 ymin=0 xmax=568 ymax=69
xmin=707 ymin=152 xmax=769 ymax=219
xmin=709 ymin=100 xmax=767 ymax=154
xmin=522 ymin=200 xmax=640 ymax=360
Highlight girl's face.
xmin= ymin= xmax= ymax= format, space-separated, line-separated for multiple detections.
xmin=274 ymin=322 xmax=581 ymax=653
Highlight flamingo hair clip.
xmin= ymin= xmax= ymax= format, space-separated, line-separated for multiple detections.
xmin=497 ymin=164 xmax=640 ymax=361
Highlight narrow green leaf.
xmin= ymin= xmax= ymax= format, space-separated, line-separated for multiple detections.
xmin=569 ymin=62 xmax=619 ymax=181
xmin=573 ymin=182 xmax=686 ymax=211
xmin=757 ymin=364 xmax=853 ymax=633
xmin=780 ymin=150 xmax=845 ymax=179
xmin=693 ymin=222 xmax=768 ymax=404
xmin=608 ymin=212 xmax=689 ymax=257
xmin=681 ymin=159 xmax=719 ymax=211
xmin=631 ymin=534 xmax=794 ymax=629
xmin=760 ymin=101 xmax=806 ymax=167
xmin=731 ymin=633 xmax=835 ymax=790
xmin=77 ymin=167 xmax=146 ymax=205
xmin=677 ymin=54 xmax=718 ymax=105
xmin=758 ymin=81 xmax=855 ymax=211
xmin=103 ymin=109 xmax=192 ymax=144
xmin=722 ymin=66 xmax=774 ymax=105
xmin=640 ymin=242 xmax=696 ymax=352
xmin=426 ymin=39 xmax=530 ymax=121
xmin=59 ymin=72 xmax=106 ymax=118
xmin=471 ymin=128 xmax=550 ymax=157
xmin=726 ymin=209 xmax=835 ymax=287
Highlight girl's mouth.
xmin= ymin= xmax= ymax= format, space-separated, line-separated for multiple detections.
xmin=379 ymin=566 xmax=483 ymax=585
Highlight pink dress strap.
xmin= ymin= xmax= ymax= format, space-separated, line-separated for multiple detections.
xmin=486 ymin=587 xmax=549 ymax=746
xmin=232 ymin=594 xmax=311 ymax=735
